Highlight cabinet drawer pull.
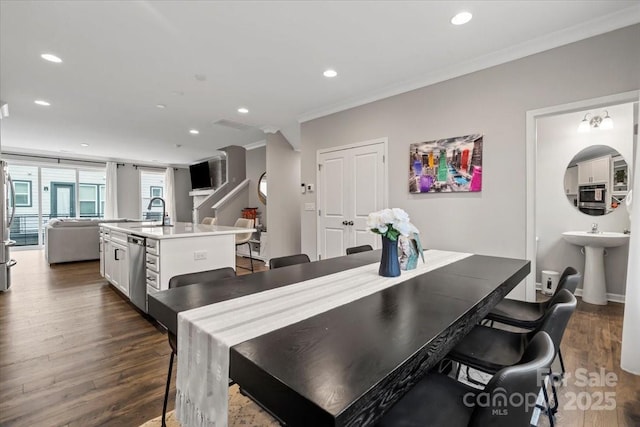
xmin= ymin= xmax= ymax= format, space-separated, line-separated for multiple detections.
xmin=146 ymin=276 xmax=156 ymax=281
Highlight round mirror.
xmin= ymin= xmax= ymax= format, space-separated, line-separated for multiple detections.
xmin=258 ymin=172 xmax=267 ymax=205
xmin=564 ymin=145 xmax=628 ymax=216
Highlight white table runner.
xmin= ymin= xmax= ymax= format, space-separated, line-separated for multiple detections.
xmin=176 ymin=249 xmax=472 ymax=427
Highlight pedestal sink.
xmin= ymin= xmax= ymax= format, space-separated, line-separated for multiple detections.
xmin=562 ymin=231 xmax=630 ymax=305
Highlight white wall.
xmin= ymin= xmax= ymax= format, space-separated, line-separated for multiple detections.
xmin=246 ymin=145 xmax=266 ymax=226
xmin=266 ymin=132 xmax=301 ymax=258
xmin=300 ymin=25 xmax=640 ymax=263
xmin=536 ymin=103 xmax=634 ymax=296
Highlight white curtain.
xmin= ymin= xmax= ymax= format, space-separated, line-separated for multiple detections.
xmin=165 ymin=167 xmax=177 ymax=223
xmin=105 ymin=162 xmax=118 ymax=219
xmin=621 ymin=132 xmax=639 ymax=374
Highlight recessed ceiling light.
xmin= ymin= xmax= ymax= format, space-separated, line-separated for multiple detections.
xmin=34 ymin=100 xmax=51 ymax=106
xmin=451 ymin=11 xmax=472 ymax=25
xmin=80 ymin=143 xmax=89 ymax=147
xmin=323 ymin=69 xmax=338 ymax=78
xmin=189 ymin=129 xmax=199 ymax=135
xmin=237 ymin=107 xmax=249 ymax=114
xmin=41 ymin=53 xmax=62 ymax=63
xmin=156 ymin=104 xmax=166 ymax=109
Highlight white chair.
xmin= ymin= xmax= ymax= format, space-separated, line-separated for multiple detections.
xmin=234 ymin=218 xmax=255 ymax=272
xmin=201 ymin=217 xmax=216 ymax=225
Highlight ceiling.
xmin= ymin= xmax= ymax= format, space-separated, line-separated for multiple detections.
xmin=1 ymin=1 xmax=639 ymax=166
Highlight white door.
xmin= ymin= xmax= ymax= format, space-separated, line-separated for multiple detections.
xmin=318 ymin=141 xmax=386 ymax=259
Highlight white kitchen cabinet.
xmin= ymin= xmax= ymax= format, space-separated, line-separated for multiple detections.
xmin=103 ymin=231 xmax=130 ymax=297
xmin=111 ymin=241 xmax=129 ymax=297
xmin=104 ymin=238 xmax=113 ymax=282
xmin=578 ymin=156 xmax=610 ymax=185
xmin=99 ymin=237 xmax=105 ymax=277
xmin=142 ymin=234 xmax=236 ymax=290
xmin=145 ymin=238 xmax=160 ymax=291
xmin=564 ymin=166 xmax=578 ymax=195
xmin=100 ymin=222 xmax=254 ymax=304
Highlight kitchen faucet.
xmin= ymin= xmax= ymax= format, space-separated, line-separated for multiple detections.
xmin=147 ymin=197 xmax=167 ymax=226
xmin=590 ymin=223 xmax=599 ymax=233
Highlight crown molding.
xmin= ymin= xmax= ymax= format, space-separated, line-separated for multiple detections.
xmin=298 ymin=5 xmax=640 ymax=123
xmin=1 ymin=147 xmax=188 ymax=169
xmin=260 ymin=125 xmax=280 ymax=134
xmin=243 ymin=139 xmax=267 ymax=150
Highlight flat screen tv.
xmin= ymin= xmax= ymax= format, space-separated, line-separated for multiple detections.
xmin=189 ymin=161 xmax=212 ymax=190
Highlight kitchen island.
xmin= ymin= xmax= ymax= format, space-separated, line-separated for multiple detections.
xmin=99 ymin=222 xmax=254 ymax=313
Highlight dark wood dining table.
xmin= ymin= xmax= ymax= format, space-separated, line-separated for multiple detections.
xmin=148 ymin=250 xmax=530 ymax=427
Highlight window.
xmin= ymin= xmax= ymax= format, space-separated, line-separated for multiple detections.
xmin=79 ymin=184 xmax=98 ymax=217
xmin=140 ymin=170 xmax=165 ymax=218
xmin=150 ymin=186 xmax=163 ymax=206
xmin=7 ymin=163 xmax=105 ymax=248
xmin=99 ymin=185 xmax=105 ymax=216
xmin=14 ymin=180 xmax=32 ymax=207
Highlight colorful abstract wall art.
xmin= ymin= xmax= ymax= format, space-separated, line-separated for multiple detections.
xmin=409 ymin=134 xmax=483 ymax=193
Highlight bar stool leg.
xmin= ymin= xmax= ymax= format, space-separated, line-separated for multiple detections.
xmin=248 ymin=242 xmax=254 ymax=272
xmin=162 ymin=352 xmax=174 ymax=427
xmin=541 ymin=384 xmax=555 ymax=427
xmin=558 ymin=348 xmax=566 ymax=378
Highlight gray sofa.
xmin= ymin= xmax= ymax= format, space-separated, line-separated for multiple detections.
xmin=45 ymin=218 xmax=138 ymax=264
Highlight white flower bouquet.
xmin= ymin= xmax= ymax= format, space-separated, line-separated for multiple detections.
xmin=366 ymin=208 xmax=419 ymax=241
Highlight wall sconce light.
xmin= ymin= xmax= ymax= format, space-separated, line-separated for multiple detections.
xmin=578 ymin=110 xmax=613 ymax=132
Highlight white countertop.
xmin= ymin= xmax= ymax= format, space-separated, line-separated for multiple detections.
xmin=100 ymin=222 xmax=256 ymax=240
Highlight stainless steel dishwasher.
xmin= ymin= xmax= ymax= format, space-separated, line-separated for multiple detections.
xmin=127 ymin=235 xmax=147 ymax=313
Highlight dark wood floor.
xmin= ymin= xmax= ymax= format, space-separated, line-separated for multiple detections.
xmin=0 ymin=250 xmax=266 ymax=427
xmin=1 ymin=250 xmax=638 ymax=426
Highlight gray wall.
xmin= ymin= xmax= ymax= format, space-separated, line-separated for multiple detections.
xmin=194 ymin=146 xmax=247 ymax=223
xmin=536 ymin=103 xmax=634 ymax=296
xmin=214 ymin=186 xmax=249 ymax=227
xmin=174 ymin=168 xmax=192 ymax=222
xmin=116 ymin=164 xmax=140 ymax=219
xmin=266 ymin=132 xmax=301 ymax=258
xmin=224 ymin=145 xmax=247 ymax=187
xmin=300 ymin=25 xmax=640 ymax=263
xmin=117 ymin=164 xmax=191 ymax=221
xmin=246 ymin=145 xmax=267 ymax=226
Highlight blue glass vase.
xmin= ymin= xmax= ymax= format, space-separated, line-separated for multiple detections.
xmin=379 ymin=236 xmax=401 ymax=277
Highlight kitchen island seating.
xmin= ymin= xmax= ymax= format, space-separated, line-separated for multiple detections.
xmin=376 ymin=332 xmax=555 ymax=427
xmin=268 ymin=253 xmax=310 ymax=269
xmin=234 ymin=218 xmax=255 ymax=272
xmin=162 ymin=267 xmax=237 ymax=427
xmin=484 ymin=266 xmax=580 ymax=377
xmin=201 ymin=217 xmax=216 ymax=225
xmin=346 ymin=244 xmax=373 ymax=255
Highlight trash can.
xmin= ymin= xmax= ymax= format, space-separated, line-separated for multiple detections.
xmin=541 ymin=270 xmax=560 ymax=296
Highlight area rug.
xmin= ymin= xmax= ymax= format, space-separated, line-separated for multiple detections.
xmin=140 ymin=384 xmax=278 ymax=427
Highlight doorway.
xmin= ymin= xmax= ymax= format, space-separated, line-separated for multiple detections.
xmin=51 ymin=183 xmax=76 ymax=218
xmin=526 ymin=90 xmax=638 ymax=302
xmin=317 ymin=138 xmax=388 ymax=260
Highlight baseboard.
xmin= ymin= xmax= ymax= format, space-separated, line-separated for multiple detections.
xmin=535 ymin=283 xmax=625 ymax=304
